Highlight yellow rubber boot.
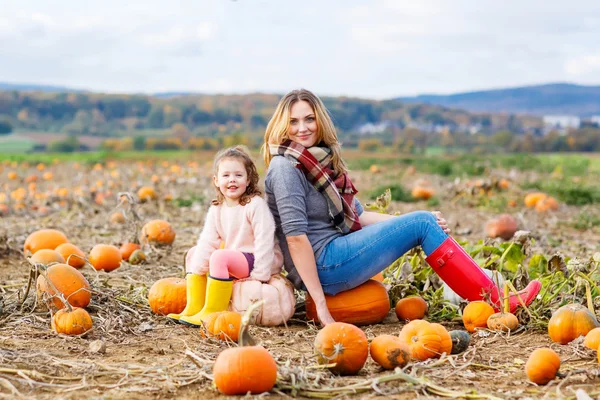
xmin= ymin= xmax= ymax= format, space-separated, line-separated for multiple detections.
xmin=167 ymin=273 xmax=207 ymax=322
xmin=180 ymin=276 xmax=233 ymax=327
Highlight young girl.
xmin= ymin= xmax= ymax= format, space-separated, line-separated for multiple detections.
xmin=168 ymin=146 xmax=283 ymax=326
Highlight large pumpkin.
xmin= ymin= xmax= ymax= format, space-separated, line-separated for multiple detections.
xmin=148 ymin=277 xmax=187 ymax=315
xmin=548 ymin=304 xmax=599 ymax=345
xmin=36 ymin=263 xmax=91 ymax=310
xmin=229 ymin=274 xmax=296 ymax=326
xmin=306 ymin=279 xmax=390 ymax=326
xmin=52 ymin=307 xmax=93 ymax=336
xmin=24 ymin=229 xmax=69 ymax=255
xmin=398 ymin=319 xmax=442 ymax=361
xmin=213 ymin=346 xmax=277 ymax=395
xmin=314 ymin=322 xmax=368 ymax=375
xmin=140 ymin=219 xmax=176 ymax=246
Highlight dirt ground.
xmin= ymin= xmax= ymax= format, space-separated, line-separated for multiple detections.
xmin=1 ymin=163 xmax=600 ymax=399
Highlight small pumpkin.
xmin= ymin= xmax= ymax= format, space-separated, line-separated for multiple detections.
xmin=525 ymin=348 xmax=560 ymax=385
xmin=148 ymin=277 xmax=187 ymax=315
xmin=535 ymin=196 xmax=559 ymax=213
xmin=88 ymin=244 xmax=122 ymax=272
xmin=140 ymin=219 xmax=176 ymax=246
xmin=202 ymin=311 xmax=242 ymax=342
xmin=398 ymin=319 xmax=442 ymax=361
xmin=524 ymin=192 xmax=547 ymax=208
xmin=213 ymin=346 xmax=277 ymax=395
xmin=109 ymin=211 xmax=126 ymax=224
xmin=487 ymin=312 xmax=519 ymax=332
xmin=51 ymin=307 xmax=93 ymax=335
xmin=24 ymin=229 xmax=69 ymax=255
xmin=36 ymin=263 xmax=91 ymax=310
xmin=306 ymin=279 xmax=389 ymax=326
xmin=119 ymin=242 xmax=141 ymax=262
xmin=137 ymin=186 xmax=157 ymax=202
xmin=462 ymin=301 xmax=495 ymax=333
xmin=548 ymin=304 xmax=599 ymax=345
xmin=369 ymin=334 xmax=411 ymax=370
xmin=128 ymin=249 xmax=147 ymax=265
xmin=411 ymin=186 xmax=435 ymax=201
xmin=314 ymin=322 xmax=368 ymax=375
xmin=30 ymin=249 xmax=66 ymax=265
xmin=430 ymin=323 xmax=452 ymax=356
xmin=395 ymin=296 xmax=428 ymax=321
xmin=583 ymin=327 xmax=600 ymax=350
xmin=449 ymin=330 xmax=471 ymax=354
xmin=54 ymin=243 xmax=86 ymax=269
xmin=485 ymin=214 xmax=518 ymax=240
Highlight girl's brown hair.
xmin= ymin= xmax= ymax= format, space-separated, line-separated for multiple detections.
xmin=211 ymin=146 xmax=261 ymax=206
xmin=261 ymin=88 xmax=348 ymax=174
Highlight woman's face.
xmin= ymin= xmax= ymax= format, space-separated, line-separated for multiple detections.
xmin=288 ymin=100 xmax=318 ymax=148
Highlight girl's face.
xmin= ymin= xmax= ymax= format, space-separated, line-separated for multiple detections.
xmin=288 ymin=100 xmax=318 ymax=148
xmin=214 ymin=158 xmax=248 ymax=206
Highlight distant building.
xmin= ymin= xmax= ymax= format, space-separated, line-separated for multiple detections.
xmin=543 ymin=115 xmax=581 ymax=129
xmin=590 ymin=116 xmax=600 ymax=127
xmin=358 ymin=121 xmax=397 ymax=135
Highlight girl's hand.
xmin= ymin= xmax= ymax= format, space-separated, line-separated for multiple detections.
xmin=432 ymin=211 xmax=451 ymax=234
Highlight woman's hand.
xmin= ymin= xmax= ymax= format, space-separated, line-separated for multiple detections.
xmin=316 ymin=303 xmax=336 ymax=326
xmin=432 ymin=211 xmax=451 ymax=234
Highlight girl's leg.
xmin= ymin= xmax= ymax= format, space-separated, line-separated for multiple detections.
xmin=317 ymin=211 xmax=446 ymax=294
xmin=208 ymin=249 xmax=251 ymax=279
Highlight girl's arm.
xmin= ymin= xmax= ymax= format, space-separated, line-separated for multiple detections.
xmin=189 ymin=206 xmax=222 ymax=275
xmin=286 ymin=234 xmax=335 ymax=326
xmin=248 ymin=198 xmax=277 ymax=282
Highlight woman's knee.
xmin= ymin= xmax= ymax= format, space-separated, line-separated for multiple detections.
xmin=412 ymin=210 xmax=437 ymax=224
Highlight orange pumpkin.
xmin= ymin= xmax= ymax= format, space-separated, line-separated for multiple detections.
xmin=487 ymin=312 xmax=519 ymax=332
xmin=462 ymin=301 xmax=495 ymax=333
xmin=148 ymin=277 xmax=187 ymax=315
xmin=583 ymin=327 xmax=600 ymax=350
xmin=140 ymin=219 xmax=176 ymax=246
xmin=398 ymin=319 xmax=442 ymax=361
xmin=54 ymin=243 xmax=86 ymax=269
xmin=411 ymin=186 xmax=435 ymax=200
xmin=535 ymin=196 xmax=559 ymax=213
xmin=119 ymin=242 xmax=141 ymax=262
xmin=548 ymin=304 xmax=599 ymax=345
xmin=109 ymin=212 xmax=126 ymax=224
xmin=370 ymin=334 xmax=411 ymax=369
xmin=524 ymin=192 xmax=547 ymax=208
xmin=213 ymin=346 xmax=277 ymax=395
xmin=395 ymin=296 xmax=428 ymax=321
xmin=88 ymin=244 xmax=122 ymax=272
xmin=485 ymin=214 xmax=518 ymax=240
xmin=314 ymin=322 xmax=368 ymax=375
xmin=202 ymin=311 xmax=242 ymax=342
xmin=430 ymin=323 xmax=452 ymax=356
xmin=30 ymin=249 xmax=66 ymax=265
xmin=305 ymin=279 xmax=389 ymax=326
xmin=36 ymin=264 xmax=91 ymax=310
xmin=51 ymin=307 xmax=93 ymax=335
xmin=525 ymin=348 xmax=560 ymax=385
xmin=137 ymin=186 xmax=157 ymax=202
xmin=24 ymin=229 xmax=69 ymax=255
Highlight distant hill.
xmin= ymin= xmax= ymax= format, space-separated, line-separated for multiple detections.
xmin=395 ymin=83 xmax=600 ymax=117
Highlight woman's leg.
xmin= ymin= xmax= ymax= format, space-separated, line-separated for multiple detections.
xmin=208 ymin=249 xmax=251 ymax=279
xmin=317 ymin=211 xmax=446 ymax=295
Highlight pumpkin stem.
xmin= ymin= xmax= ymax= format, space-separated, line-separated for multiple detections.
xmin=585 ymin=280 xmax=595 ymax=315
xmin=238 ymin=299 xmax=265 ymax=347
xmin=503 ymin=282 xmax=509 ymax=314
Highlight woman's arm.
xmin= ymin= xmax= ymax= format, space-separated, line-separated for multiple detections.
xmin=286 ymin=234 xmax=335 ymax=326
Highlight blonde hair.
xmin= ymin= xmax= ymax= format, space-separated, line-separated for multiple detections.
xmin=211 ymin=146 xmax=261 ymax=206
xmin=261 ymin=89 xmax=348 ymax=174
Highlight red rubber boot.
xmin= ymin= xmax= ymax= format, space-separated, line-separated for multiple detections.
xmin=426 ymin=237 xmax=541 ymax=313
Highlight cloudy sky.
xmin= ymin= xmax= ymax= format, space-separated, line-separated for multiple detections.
xmin=1 ymin=0 xmax=599 ymax=99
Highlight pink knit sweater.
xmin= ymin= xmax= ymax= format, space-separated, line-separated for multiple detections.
xmin=189 ymin=196 xmax=283 ymax=282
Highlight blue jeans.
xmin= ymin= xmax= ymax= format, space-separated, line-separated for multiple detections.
xmin=316 ymin=211 xmax=448 ymax=295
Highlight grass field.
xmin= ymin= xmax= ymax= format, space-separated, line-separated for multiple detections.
xmin=0 ymin=135 xmax=37 ymax=153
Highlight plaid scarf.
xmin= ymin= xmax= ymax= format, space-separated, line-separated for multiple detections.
xmin=270 ymin=140 xmax=362 ymax=233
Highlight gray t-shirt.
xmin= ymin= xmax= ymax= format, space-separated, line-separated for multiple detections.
xmin=265 ymin=155 xmax=364 ymax=289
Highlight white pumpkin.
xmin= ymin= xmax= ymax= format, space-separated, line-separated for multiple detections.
xmin=229 ymin=274 xmax=296 ymax=326
xmin=443 ymin=269 xmax=505 ymax=305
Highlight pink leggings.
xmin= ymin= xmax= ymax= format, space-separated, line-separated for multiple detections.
xmin=209 ymin=249 xmax=251 ymax=280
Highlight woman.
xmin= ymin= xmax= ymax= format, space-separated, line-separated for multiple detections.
xmin=262 ymin=89 xmax=540 ymax=326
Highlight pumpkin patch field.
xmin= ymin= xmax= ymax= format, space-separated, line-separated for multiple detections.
xmin=2 ymin=152 xmax=600 ymax=399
